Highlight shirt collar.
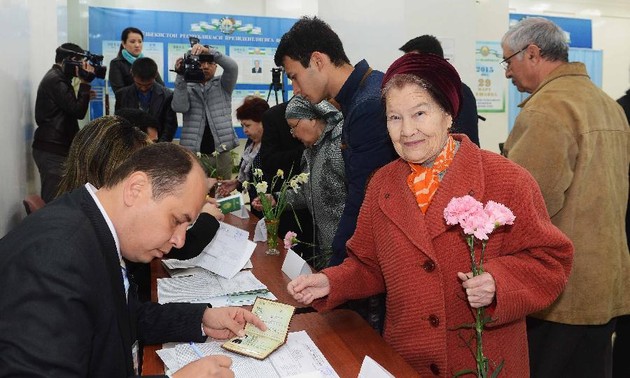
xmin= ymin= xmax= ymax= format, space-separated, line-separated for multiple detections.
xmin=84 ymin=183 xmax=125 ymax=268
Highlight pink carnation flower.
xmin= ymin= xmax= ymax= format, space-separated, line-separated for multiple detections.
xmin=484 ymin=200 xmax=516 ymax=228
xmin=284 ymin=231 xmax=298 ymax=250
xmin=444 ymin=196 xmax=513 ymax=240
xmin=460 ymin=210 xmax=494 ymax=240
xmin=444 ymin=195 xmax=484 ymax=226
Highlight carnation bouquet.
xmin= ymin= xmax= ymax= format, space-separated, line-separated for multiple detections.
xmin=443 ymin=195 xmax=515 ymax=378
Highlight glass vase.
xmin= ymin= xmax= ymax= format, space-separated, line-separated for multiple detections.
xmin=265 ymin=218 xmax=280 ymax=256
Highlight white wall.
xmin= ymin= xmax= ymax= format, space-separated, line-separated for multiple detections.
xmin=0 ymin=0 xmax=59 ymax=235
xmin=2 ymin=0 xmax=628 ymax=236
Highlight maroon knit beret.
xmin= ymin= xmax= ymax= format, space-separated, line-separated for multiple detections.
xmin=382 ymin=52 xmax=462 ymax=117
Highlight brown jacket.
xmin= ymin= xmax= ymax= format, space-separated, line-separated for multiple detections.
xmin=504 ymin=62 xmax=630 ymax=324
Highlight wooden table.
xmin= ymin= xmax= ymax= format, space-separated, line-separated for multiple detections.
xmin=290 ymin=310 xmax=420 ymax=377
xmin=142 ymin=213 xmax=418 ymax=377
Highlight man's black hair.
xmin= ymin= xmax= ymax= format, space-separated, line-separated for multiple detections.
xmin=274 ymin=16 xmax=350 ymax=68
xmin=55 ymin=43 xmax=83 ymax=64
xmin=131 ymin=57 xmax=158 ymax=81
xmin=399 ymin=35 xmax=444 ymax=57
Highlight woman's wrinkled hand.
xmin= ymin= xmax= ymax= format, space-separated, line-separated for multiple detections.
xmin=287 ymin=273 xmax=330 ymax=305
xmin=458 ymin=271 xmax=496 ymax=308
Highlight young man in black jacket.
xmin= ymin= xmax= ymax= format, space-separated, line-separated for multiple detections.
xmin=115 ymin=57 xmax=178 ymax=142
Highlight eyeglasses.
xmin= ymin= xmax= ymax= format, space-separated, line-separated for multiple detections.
xmin=289 ymin=119 xmax=302 ymax=136
xmin=500 ymin=46 xmax=528 ymax=70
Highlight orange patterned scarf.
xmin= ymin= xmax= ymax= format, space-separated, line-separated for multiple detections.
xmin=407 ymin=136 xmax=456 ymax=213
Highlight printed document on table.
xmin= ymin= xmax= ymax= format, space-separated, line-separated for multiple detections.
xmin=179 ymin=221 xmax=255 ymax=279
xmin=157 ymin=331 xmax=338 ymax=377
xmin=157 ymin=269 xmax=267 ymax=304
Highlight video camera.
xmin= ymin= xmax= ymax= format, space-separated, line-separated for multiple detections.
xmin=172 ymin=36 xmax=213 ymax=83
xmin=271 ymin=67 xmax=283 ymax=90
xmin=60 ymin=48 xmax=107 ymax=82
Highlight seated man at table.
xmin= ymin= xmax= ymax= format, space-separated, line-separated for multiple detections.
xmin=0 ymin=143 xmax=266 ymax=377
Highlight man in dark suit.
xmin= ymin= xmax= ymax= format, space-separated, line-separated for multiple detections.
xmin=115 ymin=57 xmax=178 ymax=142
xmin=0 ymin=143 xmax=265 ymax=377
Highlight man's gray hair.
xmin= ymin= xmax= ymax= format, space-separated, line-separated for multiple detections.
xmin=502 ymin=17 xmax=569 ymax=63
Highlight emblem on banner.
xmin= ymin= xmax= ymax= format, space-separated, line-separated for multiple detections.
xmin=219 ymin=17 xmax=237 ymax=34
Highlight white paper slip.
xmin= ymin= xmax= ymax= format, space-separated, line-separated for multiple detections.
xmin=184 ymin=222 xmax=256 ymax=279
xmin=231 ymin=193 xmax=250 ymax=219
xmin=253 ymin=217 xmax=267 ymax=242
xmin=242 ymin=259 xmax=253 ymax=269
xmin=282 ymin=249 xmax=312 ymax=280
xmin=358 ymin=355 xmax=395 ymax=378
xmin=157 ymin=330 xmax=339 ymax=377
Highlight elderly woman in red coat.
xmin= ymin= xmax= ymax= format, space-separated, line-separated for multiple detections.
xmin=287 ymin=52 xmax=574 ymax=377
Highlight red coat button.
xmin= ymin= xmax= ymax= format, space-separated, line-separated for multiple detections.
xmin=422 ymin=260 xmax=436 ymax=272
xmin=430 ymin=363 xmax=440 ymax=375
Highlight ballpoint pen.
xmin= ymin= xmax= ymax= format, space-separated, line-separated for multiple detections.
xmin=189 ymin=341 xmax=204 ymax=359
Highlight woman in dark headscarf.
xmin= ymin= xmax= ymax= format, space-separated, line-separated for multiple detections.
xmin=253 ymin=96 xmax=345 ymax=269
xmin=286 ymin=53 xmax=574 ymax=376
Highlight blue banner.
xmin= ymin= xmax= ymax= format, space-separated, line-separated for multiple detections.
xmin=88 ymin=7 xmax=297 ymax=137
xmin=509 ymin=14 xmax=592 ymax=49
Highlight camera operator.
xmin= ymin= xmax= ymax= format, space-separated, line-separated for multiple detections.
xmin=33 ymin=43 xmax=95 ymax=203
xmin=171 ymin=43 xmax=239 ymax=180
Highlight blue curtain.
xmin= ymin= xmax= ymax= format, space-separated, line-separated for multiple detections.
xmin=507 ymin=48 xmax=603 ymax=133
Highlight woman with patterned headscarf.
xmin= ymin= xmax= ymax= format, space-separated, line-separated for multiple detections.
xmin=286 ymin=53 xmax=574 ymax=376
xmin=253 ymin=96 xmax=345 ymax=269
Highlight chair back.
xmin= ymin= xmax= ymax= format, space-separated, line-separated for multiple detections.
xmin=23 ymin=194 xmax=46 ymax=215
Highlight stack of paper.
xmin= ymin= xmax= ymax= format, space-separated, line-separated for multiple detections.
xmin=159 ymin=221 xmax=275 ymax=306
xmin=157 ymin=269 xmax=269 ymax=305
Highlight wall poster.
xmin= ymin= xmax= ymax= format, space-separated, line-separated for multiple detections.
xmin=475 ymin=41 xmax=505 ymax=113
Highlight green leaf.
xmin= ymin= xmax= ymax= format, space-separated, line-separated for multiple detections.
xmin=450 ymin=322 xmax=475 ymax=330
xmin=490 ymin=359 xmax=505 ymax=378
xmin=452 ymin=368 xmax=475 ymax=377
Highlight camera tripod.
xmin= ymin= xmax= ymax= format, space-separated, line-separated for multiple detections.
xmin=266 ymin=82 xmax=284 ymax=105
